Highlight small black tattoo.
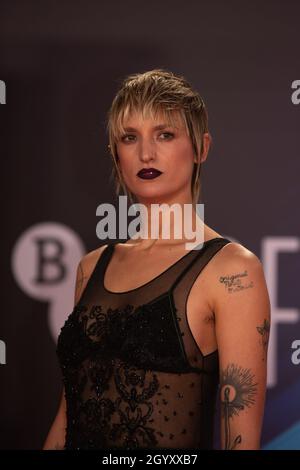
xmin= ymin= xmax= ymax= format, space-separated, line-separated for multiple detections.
xmin=220 ymin=363 xmax=258 ymax=450
xmin=219 ymin=270 xmax=254 ymax=294
xmin=257 ymin=319 xmax=270 ymax=361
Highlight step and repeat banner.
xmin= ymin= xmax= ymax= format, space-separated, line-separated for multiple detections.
xmin=1 ymin=1 xmax=299 ymax=449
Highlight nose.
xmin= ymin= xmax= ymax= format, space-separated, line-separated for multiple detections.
xmin=138 ymin=136 xmax=156 ymax=163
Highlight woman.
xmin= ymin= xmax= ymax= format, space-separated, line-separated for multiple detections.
xmin=43 ymin=69 xmax=270 ymax=450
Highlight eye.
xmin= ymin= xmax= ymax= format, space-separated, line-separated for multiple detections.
xmin=159 ymin=132 xmax=174 ymax=140
xmin=120 ymin=132 xmax=174 ymax=143
xmin=120 ymin=134 xmax=136 ymax=143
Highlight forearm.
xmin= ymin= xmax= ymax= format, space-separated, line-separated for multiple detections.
xmin=43 ymin=413 xmax=66 ymax=450
xmin=219 ymin=363 xmax=266 ymax=450
xmin=43 ymin=389 xmax=67 ymax=450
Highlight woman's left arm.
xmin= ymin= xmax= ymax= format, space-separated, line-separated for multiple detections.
xmin=213 ymin=244 xmax=271 ymax=450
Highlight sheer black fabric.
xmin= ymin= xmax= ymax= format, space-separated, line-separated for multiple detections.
xmin=56 ymin=237 xmax=231 ymax=449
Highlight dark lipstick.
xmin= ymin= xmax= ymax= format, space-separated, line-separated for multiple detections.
xmin=137 ymin=168 xmax=162 ymax=179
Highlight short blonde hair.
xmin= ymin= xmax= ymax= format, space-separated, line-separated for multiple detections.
xmin=106 ymin=68 xmax=209 ymax=206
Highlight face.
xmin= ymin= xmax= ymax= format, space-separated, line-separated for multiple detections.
xmin=116 ymin=110 xmax=210 ymax=205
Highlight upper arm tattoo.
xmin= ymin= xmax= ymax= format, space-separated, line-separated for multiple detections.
xmin=256 ymin=319 xmax=270 ymax=361
xmin=220 ymin=364 xmax=258 ymax=450
xmin=219 ymin=270 xmax=254 ymax=294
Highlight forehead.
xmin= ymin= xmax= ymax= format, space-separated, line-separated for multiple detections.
xmin=121 ymin=108 xmax=185 ymax=130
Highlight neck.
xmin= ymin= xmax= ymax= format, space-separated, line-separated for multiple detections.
xmin=130 ymin=193 xmax=204 ymax=249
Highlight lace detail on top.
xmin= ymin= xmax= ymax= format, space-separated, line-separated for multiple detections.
xmin=56 ymin=237 xmax=231 ymax=449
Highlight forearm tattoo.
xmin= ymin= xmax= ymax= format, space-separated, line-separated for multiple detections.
xmin=220 ymin=364 xmax=258 ymax=450
xmin=256 ymin=319 xmax=270 ymax=361
xmin=219 ymin=270 xmax=254 ymax=294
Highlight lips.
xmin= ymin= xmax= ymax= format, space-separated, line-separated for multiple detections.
xmin=137 ymin=168 xmax=162 ymax=179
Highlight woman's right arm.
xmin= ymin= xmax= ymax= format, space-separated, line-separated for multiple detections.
xmin=42 ymin=245 xmax=108 ymax=450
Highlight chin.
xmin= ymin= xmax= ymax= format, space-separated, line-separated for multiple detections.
xmin=135 ymin=192 xmax=178 ymax=206
xmin=127 ymin=183 xmax=163 ymax=199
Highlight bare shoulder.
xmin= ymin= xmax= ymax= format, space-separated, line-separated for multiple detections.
xmin=207 ymin=240 xmax=269 ymax=315
xmin=73 ymin=244 xmax=108 ymax=305
xmin=215 ymin=241 xmax=262 ymax=270
xmin=79 ymin=244 xmax=109 ymax=273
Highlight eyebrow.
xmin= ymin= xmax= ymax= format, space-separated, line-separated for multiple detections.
xmin=123 ymin=124 xmax=176 ymax=132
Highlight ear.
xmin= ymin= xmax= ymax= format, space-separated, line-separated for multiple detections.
xmin=194 ymin=132 xmax=211 ymax=163
xmin=200 ymin=132 xmax=211 ymax=163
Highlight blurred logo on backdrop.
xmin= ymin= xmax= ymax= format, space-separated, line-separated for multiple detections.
xmin=11 ymin=223 xmax=85 ymax=341
xmin=262 ymin=237 xmax=300 ymax=387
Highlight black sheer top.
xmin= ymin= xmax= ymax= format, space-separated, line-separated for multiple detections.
xmin=56 ymin=237 xmax=231 ymax=449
